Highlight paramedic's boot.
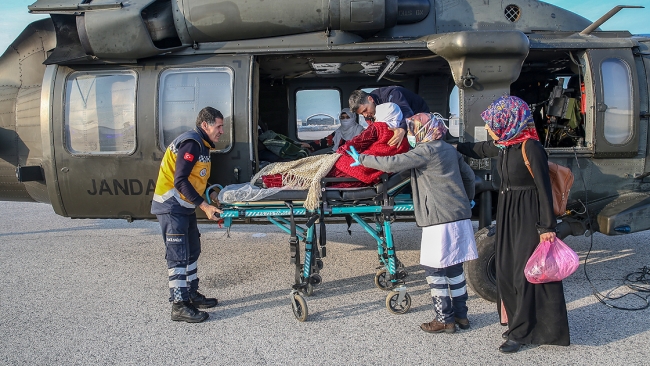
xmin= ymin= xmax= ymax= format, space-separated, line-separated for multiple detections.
xmin=420 ymin=320 xmax=456 ymax=334
xmin=171 ymin=301 xmax=209 ymax=323
xmin=189 ymin=291 xmax=218 ymax=309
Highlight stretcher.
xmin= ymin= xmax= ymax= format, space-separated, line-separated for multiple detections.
xmin=208 ymin=171 xmax=415 ymax=321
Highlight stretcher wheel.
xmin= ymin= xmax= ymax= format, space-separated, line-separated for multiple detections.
xmin=386 ymin=291 xmax=411 ymax=315
xmin=291 ymin=293 xmax=308 ymax=322
xmin=374 ymin=269 xmax=396 ymax=291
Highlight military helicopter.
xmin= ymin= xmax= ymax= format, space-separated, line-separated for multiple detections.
xmin=1 ymin=0 xmax=648 ymax=302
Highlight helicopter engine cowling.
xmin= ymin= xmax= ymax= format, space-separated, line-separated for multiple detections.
xmin=28 ymin=0 xmax=430 ymax=63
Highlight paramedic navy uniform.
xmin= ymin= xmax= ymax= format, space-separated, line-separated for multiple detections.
xmin=151 ymin=127 xmax=214 ymax=303
xmin=368 ymin=86 xmax=430 ymax=129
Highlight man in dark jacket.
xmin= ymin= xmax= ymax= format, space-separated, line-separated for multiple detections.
xmin=349 ymin=86 xmax=430 ymax=146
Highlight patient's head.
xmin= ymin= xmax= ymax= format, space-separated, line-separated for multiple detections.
xmin=374 ymin=103 xmax=402 ymax=129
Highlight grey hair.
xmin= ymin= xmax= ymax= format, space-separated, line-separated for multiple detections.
xmin=196 ymin=107 xmax=224 ymax=127
xmin=348 ymin=90 xmax=371 ymax=113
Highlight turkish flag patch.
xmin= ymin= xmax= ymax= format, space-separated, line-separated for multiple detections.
xmin=183 ymin=152 xmax=194 ymax=162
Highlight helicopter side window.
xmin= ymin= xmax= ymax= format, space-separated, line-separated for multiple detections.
xmin=295 ymin=89 xmax=341 ymax=141
xmin=601 ymin=58 xmax=634 ymax=145
xmin=64 ymin=71 xmax=137 ymax=155
xmin=158 ymin=67 xmax=234 ymax=152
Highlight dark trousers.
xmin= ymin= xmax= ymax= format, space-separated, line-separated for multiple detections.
xmin=423 ymin=263 xmax=468 ymax=323
xmin=157 ymin=213 xmax=201 ymax=302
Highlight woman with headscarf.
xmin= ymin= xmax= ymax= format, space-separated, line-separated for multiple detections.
xmin=348 ymin=112 xmax=477 ymax=334
xmin=455 ymin=95 xmax=569 ymax=353
xmin=326 ymin=102 xmax=409 ymax=187
xmin=308 ymin=108 xmax=364 ymax=153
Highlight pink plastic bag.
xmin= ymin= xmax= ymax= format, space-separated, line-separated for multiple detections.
xmin=524 ymin=238 xmax=579 ymax=284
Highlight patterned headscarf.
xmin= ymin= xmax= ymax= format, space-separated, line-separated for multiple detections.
xmin=481 ymin=95 xmax=539 ymax=147
xmin=407 ymin=113 xmax=448 ymax=143
xmin=375 ymin=102 xmax=402 ymax=129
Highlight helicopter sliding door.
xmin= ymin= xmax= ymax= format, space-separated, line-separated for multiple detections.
xmin=51 ymin=55 xmax=253 ymax=220
xmin=588 ymin=49 xmax=640 ymax=158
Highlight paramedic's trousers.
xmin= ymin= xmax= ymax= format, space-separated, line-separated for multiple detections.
xmin=156 ymin=213 xmax=201 ymax=302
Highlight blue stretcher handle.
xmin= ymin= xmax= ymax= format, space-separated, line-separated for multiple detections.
xmin=205 ymin=184 xmax=223 ymax=205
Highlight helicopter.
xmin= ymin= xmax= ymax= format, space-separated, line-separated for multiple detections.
xmin=1 ymin=0 xmax=649 ymax=302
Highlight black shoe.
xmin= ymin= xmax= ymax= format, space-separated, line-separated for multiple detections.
xmin=502 ymin=331 xmax=508 ymax=340
xmin=498 ymin=340 xmax=521 ymax=354
xmin=171 ymin=301 xmax=209 ymax=323
xmin=454 ymin=317 xmax=470 ymax=330
xmin=189 ymin=291 xmax=218 ymax=309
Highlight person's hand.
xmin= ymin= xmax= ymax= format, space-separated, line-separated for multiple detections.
xmin=347 ymin=146 xmax=361 ymax=167
xmin=209 ymin=191 xmax=221 ymax=208
xmin=540 ymin=231 xmax=557 ymax=243
xmin=200 ymin=201 xmax=223 ymax=221
xmin=388 ymin=127 xmax=406 ymax=147
xmin=300 ymin=142 xmax=314 ymax=151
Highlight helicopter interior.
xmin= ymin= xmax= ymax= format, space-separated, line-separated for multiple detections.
xmin=256 ymin=48 xmax=586 ymax=155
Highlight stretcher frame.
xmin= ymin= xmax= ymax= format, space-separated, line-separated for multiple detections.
xmin=208 ymin=173 xmax=415 ymax=321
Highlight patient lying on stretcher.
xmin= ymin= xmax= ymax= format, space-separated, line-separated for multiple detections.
xmin=261 ymin=102 xmax=409 ymax=189
xmin=218 ymin=103 xmax=407 ymax=210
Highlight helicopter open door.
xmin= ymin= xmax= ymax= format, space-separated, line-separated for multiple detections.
xmin=47 ymin=56 xmax=253 ymax=220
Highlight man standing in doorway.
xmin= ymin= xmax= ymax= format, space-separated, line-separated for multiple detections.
xmin=151 ymin=107 xmax=224 ymax=323
xmin=349 ymin=86 xmax=430 ymax=146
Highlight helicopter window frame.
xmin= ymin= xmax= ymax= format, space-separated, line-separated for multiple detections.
xmin=157 ymin=66 xmax=234 ymax=153
xmin=295 ymin=88 xmax=343 ymax=142
xmin=600 ymin=57 xmax=634 ymax=146
xmin=63 ymin=70 xmax=138 ymax=156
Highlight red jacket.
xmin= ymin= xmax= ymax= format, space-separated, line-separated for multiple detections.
xmin=329 ymin=122 xmax=409 ymax=184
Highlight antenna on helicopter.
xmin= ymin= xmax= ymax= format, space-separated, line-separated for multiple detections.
xmin=579 ymin=5 xmax=644 ymax=36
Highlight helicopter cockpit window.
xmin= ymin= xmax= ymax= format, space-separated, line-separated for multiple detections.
xmin=158 ymin=67 xmax=233 ymax=151
xmin=296 ymin=89 xmax=341 ymax=141
xmin=601 ymin=58 xmax=634 ymax=145
xmin=64 ymin=71 xmax=136 ymax=155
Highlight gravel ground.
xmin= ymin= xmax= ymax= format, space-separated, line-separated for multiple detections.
xmin=1 ymin=201 xmax=649 ymax=365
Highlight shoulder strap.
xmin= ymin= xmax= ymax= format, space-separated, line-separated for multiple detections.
xmin=522 ymin=140 xmax=535 ymax=178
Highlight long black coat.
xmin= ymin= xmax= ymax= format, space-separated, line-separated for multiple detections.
xmin=458 ymin=139 xmax=570 ymax=346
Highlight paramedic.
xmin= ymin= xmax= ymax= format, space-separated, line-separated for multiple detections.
xmin=151 ymin=107 xmax=224 ymax=323
xmin=349 ymin=86 xmax=430 ymax=146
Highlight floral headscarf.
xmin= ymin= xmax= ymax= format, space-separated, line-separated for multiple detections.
xmin=481 ymin=95 xmax=539 ymax=147
xmin=407 ymin=113 xmax=448 ymax=143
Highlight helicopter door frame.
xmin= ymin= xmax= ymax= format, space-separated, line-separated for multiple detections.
xmin=588 ymin=49 xmax=640 ymax=158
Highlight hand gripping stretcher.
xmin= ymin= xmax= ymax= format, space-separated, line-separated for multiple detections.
xmin=207 ymin=171 xmax=415 ymax=322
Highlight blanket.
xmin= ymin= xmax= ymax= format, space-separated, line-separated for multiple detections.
xmin=251 ymin=154 xmax=341 ymax=210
